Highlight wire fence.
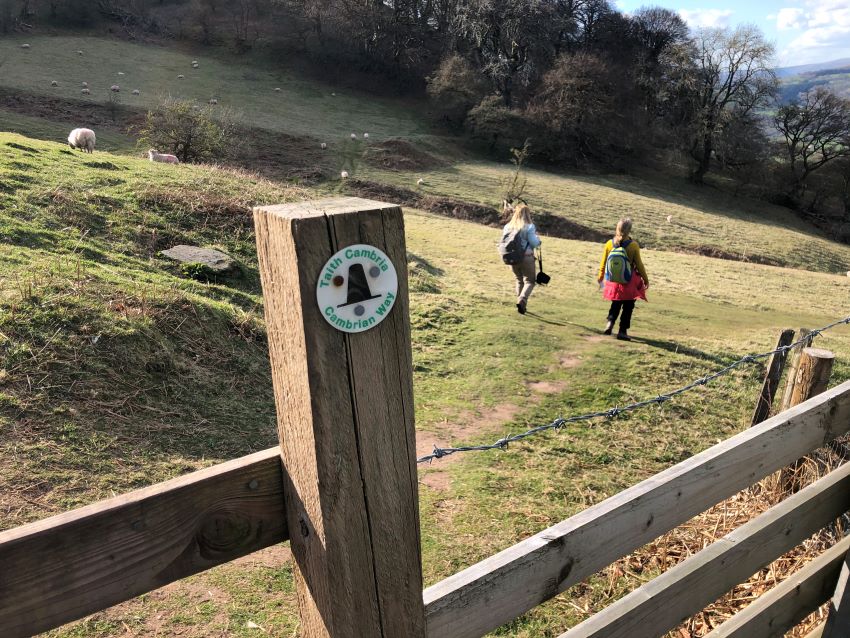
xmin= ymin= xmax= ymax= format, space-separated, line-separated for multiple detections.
xmin=416 ymin=315 xmax=850 ymax=464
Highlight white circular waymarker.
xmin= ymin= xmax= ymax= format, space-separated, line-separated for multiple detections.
xmin=316 ymin=244 xmax=399 ymax=333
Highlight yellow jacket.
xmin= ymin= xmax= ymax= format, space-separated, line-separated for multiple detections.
xmin=597 ymin=239 xmax=649 ymax=284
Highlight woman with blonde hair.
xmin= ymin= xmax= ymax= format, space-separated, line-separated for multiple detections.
xmin=501 ymin=202 xmax=541 ymax=314
xmin=597 ymin=217 xmax=649 ymax=340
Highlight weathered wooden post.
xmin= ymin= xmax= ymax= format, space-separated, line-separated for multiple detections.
xmin=750 ymin=328 xmax=795 ymax=426
xmin=780 ymin=328 xmax=814 ymax=411
xmin=823 ymin=554 xmax=850 ymax=638
xmin=253 ymin=197 xmax=426 ymax=637
xmin=781 ymin=347 xmax=835 ymax=493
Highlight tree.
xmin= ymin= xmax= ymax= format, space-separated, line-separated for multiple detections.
xmin=426 ymin=54 xmax=488 ymax=129
xmin=685 ymin=25 xmax=777 ymax=183
xmin=774 ymin=87 xmax=850 ymax=201
xmin=138 ymin=97 xmax=239 ymax=164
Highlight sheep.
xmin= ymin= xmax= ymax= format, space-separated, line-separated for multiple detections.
xmin=117 ymin=72 xmax=124 ymax=76
xmin=417 ymin=178 xmax=424 ymax=187
xmin=192 ymin=60 xmax=198 ymax=65
xmin=132 ymin=89 xmax=140 ymax=95
xmin=51 ymin=80 xmax=58 ymax=87
xmin=274 ymin=87 xmax=281 ymax=92
xmin=847 ymin=271 xmax=850 ymax=278
xmin=81 ymin=81 xmax=88 ymax=88
xmin=81 ymin=88 xmax=90 ymax=95
xmin=147 ymin=149 xmax=180 ymax=164
xmin=341 ymin=171 xmax=350 ymax=179
xmin=76 ymin=50 xmax=83 ymax=55
xmin=177 ymin=74 xmax=184 ymax=79
xmin=666 ymin=215 xmax=673 ymax=223
xmin=320 ymin=142 xmax=327 ymax=150
xmin=111 ymin=85 xmax=120 ymax=92
xmin=20 ymin=44 xmax=30 ymax=49
xmin=68 ymin=128 xmax=96 ymax=153
xmin=208 ymin=98 xmax=218 ymax=105
xmin=350 ymin=133 xmax=357 ymax=139
xmin=363 ymin=133 xmax=369 ymax=139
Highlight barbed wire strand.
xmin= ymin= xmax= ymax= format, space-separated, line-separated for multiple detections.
xmin=417 ymin=315 xmax=850 ymax=464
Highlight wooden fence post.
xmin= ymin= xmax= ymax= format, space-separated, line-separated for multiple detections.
xmin=253 ymin=197 xmax=426 ymax=638
xmin=781 ymin=347 xmax=835 ymax=493
xmin=823 ymin=553 xmax=850 ymax=638
xmin=780 ymin=328 xmax=814 ymax=411
xmin=751 ymin=328 xmax=795 ymax=426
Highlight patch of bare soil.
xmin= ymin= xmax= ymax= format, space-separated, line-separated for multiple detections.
xmin=231 ymin=543 xmax=292 ymax=568
xmin=527 ymin=380 xmax=567 ymax=394
xmin=685 ymin=244 xmax=784 ymax=267
xmin=417 ymin=403 xmax=520 ymax=491
xmin=364 ymin=139 xmax=446 ymax=171
xmin=0 ymin=87 xmax=146 ymax=130
xmin=559 ymin=354 xmax=582 ymax=369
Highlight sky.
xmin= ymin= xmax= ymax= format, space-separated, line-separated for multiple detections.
xmin=615 ymin=0 xmax=850 ymax=67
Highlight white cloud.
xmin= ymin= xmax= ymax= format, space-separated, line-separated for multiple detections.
xmin=678 ymin=8 xmax=735 ymax=28
xmin=782 ymin=0 xmax=850 ymax=65
xmin=776 ymin=8 xmax=805 ymax=30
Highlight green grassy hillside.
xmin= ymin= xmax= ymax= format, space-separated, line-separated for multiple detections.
xmin=0 ymin=35 xmax=427 ymax=140
xmin=2 ymin=133 xmax=850 ymax=636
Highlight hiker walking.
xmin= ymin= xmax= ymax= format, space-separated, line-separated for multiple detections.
xmin=499 ymin=202 xmax=541 ymax=315
xmin=597 ymin=218 xmax=648 ymax=340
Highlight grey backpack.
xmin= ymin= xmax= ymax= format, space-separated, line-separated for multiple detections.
xmin=498 ymin=227 xmax=527 ymax=265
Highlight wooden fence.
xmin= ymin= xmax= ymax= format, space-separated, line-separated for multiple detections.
xmin=2 ymin=198 xmax=850 ymax=638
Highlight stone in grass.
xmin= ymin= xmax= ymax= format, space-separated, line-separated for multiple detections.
xmin=161 ymin=245 xmax=235 ymax=275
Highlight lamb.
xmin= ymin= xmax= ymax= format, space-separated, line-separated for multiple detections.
xmin=81 ymin=82 xmax=88 ymax=88
xmin=117 ymin=72 xmax=124 ymax=76
xmin=363 ymin=133 xmax=369 ymax=139
xmin=81 ymin=88 xmax=90 ymax=95
xmin=208 ymin=98 xmax=218 ymax=105
xmin=341 ymin=171 xmax=350 ymax=179
xmin=111 ymin=85 xmax=120 ymax=92
xmin=76 ymin=50 xmax=83 ymax=55
xmin=20 ymin=44 xmax=30 ymax=49
xmin=417 ymin=178 xmax=424 ymax=187
xmin=51 ymin=80 xmax=58 ymax=87
xmin=666 ymin=215 xmax=673 ymax=223
xmin=147 ymin=149 xmax=180 ymax=164
xmin=274 ymin=87 xmax=281 ymax=92
xmin=68 ymin=128 xmax=96 ymax=153
xmin=320 ymin=142 xmax=327 ymax=150
xmin=177 ymin=74 xmax=185 ymax=79
xmin=351 ymin=133 xmax=357 ymax=139
xmin=132 ymin=89 xmax=140 ymax=95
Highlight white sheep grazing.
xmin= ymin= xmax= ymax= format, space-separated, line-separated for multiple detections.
xmin=81 ymin=81 xmax=88 ymax=88
xmin=417 ymin=178 xmax=424 ymax=187
xmin=147 ymin=149 xmax=180 ymax=164
xmin=363 ymin=133 xmax=369 ymax=139
xmin=192 ymin=60 xmax=198 ymax=65
xmin=117 ymin=72 xmax=124 ymax=76
xmin=847 ymin=271 xmax=850 ymax=278
xmin=341 ymin=171 xmax=350 ymax=179
xmin=350 ymin=133 xmax=357 ymax=139
xmin=320 ymin=142 xmax=327 ymax=150
xmin=177 ymin=74 xmax=184 ymax=79
xmin=81 ymin=88 xmax=90 ymax=95
xmin=76 ymin=50 xmax=83 ymax=55
xmin=208 ymin=98 xmax=218 ymax=105
xmin=51 ymin=80 xmax=58 ymax=87
xmin=666 ymin=215 xmax=673 ymax=223
xmin=20 ymin=43 xmax=30 ymax=49
xmin=111 ymin=85 xmax=120 ymax=92
xmin=274 ymin=87 xmax=281 ymax=92
xmin=68 ymin=128 xmax=96 ymax=153
xmin=132 ymin=89 xmax=140 ymax=95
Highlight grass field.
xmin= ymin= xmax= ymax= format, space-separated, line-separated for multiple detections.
xmin=0 ymin=35 xmax=428 ymax=140
xmin=364 ymin=161 xmax=850 ymax=275
xmin=2 ymin=133 xmax=850 ymax=636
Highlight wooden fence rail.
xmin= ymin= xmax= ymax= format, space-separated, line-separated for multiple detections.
xmin=423 ymin=379 xmax=850 ymax=638
xmin=0 ymin=447 xmax=287 ymax=638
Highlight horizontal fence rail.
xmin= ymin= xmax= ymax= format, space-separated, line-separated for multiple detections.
xmin=705 ymin=535 xmax=850 ymax=638
xmin=561 ymin=460 xmax=850 ymax=638
xmin=423 ymin=380 xmax=850 ymax=638
xmin=0 ymin=447 xmax=287 ymax=638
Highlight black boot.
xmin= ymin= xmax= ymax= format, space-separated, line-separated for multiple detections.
xmin=616 ymin=329 xmax=631 ymax=341
xmin=603 ymin=320 xmax=614 ymax=335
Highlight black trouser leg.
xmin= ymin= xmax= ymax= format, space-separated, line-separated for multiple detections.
xmin=607 ymin=301 xmax=622 ymax=323
xmin=619 ymin=300 xmax=635 ymax=331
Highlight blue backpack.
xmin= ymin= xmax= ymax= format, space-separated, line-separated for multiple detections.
xmin=605 ymin=239 xmax=633 ymax=284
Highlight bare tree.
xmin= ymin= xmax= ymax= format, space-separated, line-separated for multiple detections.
xmin=775 ymin=87 xmax=850 ymax=201
xmin=686 ymin=25 xmax=776 ymax=183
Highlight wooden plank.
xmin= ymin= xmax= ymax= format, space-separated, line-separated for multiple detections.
xmin=0 ymin=447 xmax=287 ymax=638
xmin=821 ymin=544 xmax=850 ymax=637
xmin=751 ymin=329 xmax=795 ymax=426
xmin=423 ymin=380 xmax=850 ymax=638
xmin=254 ymin=198 xmax=426 ymax=638
xmin=703 ymin=536 xmax=850 ymax=638
xmin=560 ymin=461 xmax=850 ymax=638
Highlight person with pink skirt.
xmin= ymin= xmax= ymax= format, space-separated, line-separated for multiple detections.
xmin=596 ymin=218 xmax=649 ymax=341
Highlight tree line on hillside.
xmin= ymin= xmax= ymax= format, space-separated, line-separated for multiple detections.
xmin=5 ymin=0 xmax=850 ymax=232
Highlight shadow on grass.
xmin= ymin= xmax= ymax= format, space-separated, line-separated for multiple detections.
xmin=524 ymin=311 xmax=570 ymax=327
xmin=630 ymin=335 xmax=736 ymax=366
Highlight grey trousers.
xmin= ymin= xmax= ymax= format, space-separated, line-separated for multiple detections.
xmin=512 ymin=254 xmax=536 ymax=304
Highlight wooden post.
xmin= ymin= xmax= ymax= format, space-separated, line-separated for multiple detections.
xmin=782 ymin=347 xmax=835 ymax=493
xmin=253 ymin=197 xmax=426 ymax=637
xmin=780 ymin=328 xmax=814 ymax=411
xmin=751 ymin=328 xmax=795 ymax=426
xmin=823 ymin=552 xmax=850 ymax=638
